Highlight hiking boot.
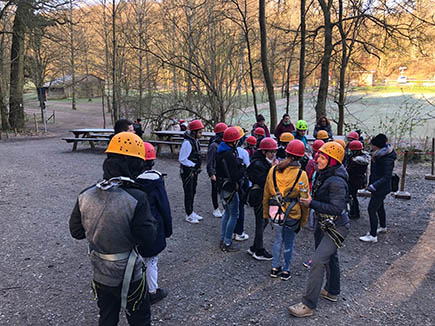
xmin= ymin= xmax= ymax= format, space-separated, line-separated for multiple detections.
xmin=288 ymin=303 xmax=313 ymax=317
xmin=149 ymin=288 xmax=168 ymax=305
xmin=270 ymin=267 xmax=282 ymax=278
xmin=253 ymin=249 xmax=273 ymax=261
xmin=359 ymin=233 xmax=378 ymax=242
xmin=221 ymin=242 xmax=239 ymax=252
xmin=280 ymin=271 xmax=291 ymax=281
xmin=212 ymin=208 xmax=223 ymax=218
xmin=377 ymin=227 xmax=387 ymax=234
xmin=303 ymin=259 xmax=312 ymax=269
xmin=185 ymin=214 xmax=199 ymax=224
xmin=219 ymin=240 xmax=224 ymax=250
xmin=192 ymin=212 xmax=203 ymax=221
xmin=234 ymin=232 xmax=249 ymax=241
xmin=320 ymin=289 xmax=337 ymax=302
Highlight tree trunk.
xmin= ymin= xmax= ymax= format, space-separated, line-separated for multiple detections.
xmin=69 ymin=0 xmax=76 ymax=110
xmin=112 ymin=0 xmax=119 ymax=121
xmin=259 ymin=0 xmax=277 ymax=130
xmin=298 ymin=0 xmax=306 ymax=120
xmin=9 ymin=1 xmax=28 ymax=129
xmin=0 ymin=33 xmax=10 ymax=131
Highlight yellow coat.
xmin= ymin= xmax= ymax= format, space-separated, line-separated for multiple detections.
xmin=263 ymin=164 xmax=310 ymax=227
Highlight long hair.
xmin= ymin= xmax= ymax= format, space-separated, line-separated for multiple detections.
xmin=316 ymin=116 xmax=330 ymax=126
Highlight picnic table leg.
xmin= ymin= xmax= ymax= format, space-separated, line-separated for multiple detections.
xmin=72 ymin=134 xmax=79 ymax=152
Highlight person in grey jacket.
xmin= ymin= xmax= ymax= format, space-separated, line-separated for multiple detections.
xmin=69 ymin=132 xmax=158 ymax=326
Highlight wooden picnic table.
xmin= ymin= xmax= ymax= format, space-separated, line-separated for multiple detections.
xmin=150 ymin=130 xmax=212 ymax=156
xmin=64 ymin=128 xmax=114 ymax=151
xmin=152 ymin=130 xmax=215 ymax=139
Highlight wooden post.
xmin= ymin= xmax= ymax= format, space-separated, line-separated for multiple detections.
xmin=394 ymin=151 xmax=411 ymax=199
xmin=425 ymin=138 xmax=435 ymax=180
xmin=33 ymin=113 xmax=39 ymax=132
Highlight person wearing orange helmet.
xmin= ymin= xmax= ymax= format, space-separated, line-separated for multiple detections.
xmin=215 ymin=127 xmax=247 ymax=252
xmin=69 ymin=132 xmax=158 ymax=326
xmin=179 ymin=120 xmax=205 ymax=224
xmin=289 ymin=142 xmax=350 ymax=318
xmin=277 ymin=132 xmax=295 ymax=160
xmin=263 ymin=139 xmax=310 ymax=280
xmin=136 ymin=142 xmax=172 ymax=305
xmin=313 ymin=116 xmax=333 ymax=139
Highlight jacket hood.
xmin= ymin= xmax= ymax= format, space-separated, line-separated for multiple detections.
xmin=373 ymin=144 xmax=395 ymax=159
xmin=183 ymin=130 xmax=195 ymax=141
xmin=352 ymin=152 xmax=371 ymax=165
xmin=335 ymin=165 xmax=349 ymax=181
xmin=103 ymin=154 xmax=144 ymax=180
xmin=136 ymin=170 xmax=163 ymax=191
xmin=217 ymin=142 xmax=234 ymax=153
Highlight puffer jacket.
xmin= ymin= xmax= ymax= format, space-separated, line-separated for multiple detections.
xmin=346 ymin=151 xmax=370 ymax=191
xmin=369 ymin=144 xmax=397 ymax=195
xmin=215 ymin=142 xmax=246 ymax=192
xmin=310 ymin=165 xmax=349 ymax=226
xmin=263 ymin=162 xmax=309 ymax=226
xmin=246 ymin=150 xmax=271 ymax=205
xmin=136 ymin=170 xmax=172 ymax=258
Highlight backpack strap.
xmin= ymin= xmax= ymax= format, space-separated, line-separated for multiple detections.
xmin=272 ymin=167 xmax=302 ymax=200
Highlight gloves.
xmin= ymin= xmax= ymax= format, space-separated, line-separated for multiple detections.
xmin=367 ymin=184 xmax=376 ymax=193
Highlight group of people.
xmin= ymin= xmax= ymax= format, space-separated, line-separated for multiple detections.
xmin=69 ymin=114 xmax=396 ymax=324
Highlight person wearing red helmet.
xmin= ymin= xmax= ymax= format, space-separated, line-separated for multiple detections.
xmin=306 ymin=140 xmax=325 ymax=189
xmin=254 ymin=127 xmax=266 ymax=148
xmin=251 ymin=114 xmax=270 ymax=137
xmin=345 ymin=140 xmax=370 ymax=220
xmin=343 ymin=131 xmax=360 ymax=166
xmin=263 ymin=139 xmax=310 ymax=280
xmin=179 ymin=119 xmax=204 ymax=224
xmin=246 ymin=137 xmax=278 ymax=260
xmin=136 ymin=142 xmax=172 ymax=305
xmin=215 ymin=127 xmax=247 ymax=252
xmin=245 ymin=136 xmax=257 ymax=158
xmin=206 ymin=122 xmax=228 ymax=218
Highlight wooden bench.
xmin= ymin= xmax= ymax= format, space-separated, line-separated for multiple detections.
xmin=63 ymin=137 xmax=110 ymax=151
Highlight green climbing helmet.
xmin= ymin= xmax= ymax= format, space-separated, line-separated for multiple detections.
xmin=296 ymin=120 xmax=308 ymax=130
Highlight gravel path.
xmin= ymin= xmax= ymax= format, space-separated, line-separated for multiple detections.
xmin=0 ymin=101 xmax=434 ymax=325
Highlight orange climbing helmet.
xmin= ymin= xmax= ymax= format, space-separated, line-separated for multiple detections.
xmin=279 ymin=132 xmax=294 ymax=143
xmin=317 ymin=130 xmax=329 ymax=140
xmin=105 ymin=132 xmax=145 ymax=161
xmin=318 ymin=142 xmax=345 ymax=164
xmin=334 ymin=138 xmax=346 ymax=149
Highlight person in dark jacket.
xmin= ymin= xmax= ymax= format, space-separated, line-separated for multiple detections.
xmin=207 ymin=122 xmax=228 ymax=218
xmin=69 ymin=132 xmax=158 ymax=326
xmin=346 ymin=140 xmax=370 ymax=219
xmin=276 ymin=132 xmax=294 ymax=161
xmin=179 ymin=120 xmax=204 ymax=224
xmin=251 ymin=114 xmax=270 ymax=137
xmin=313 ymin=116 xmax=333 ymax=139
xmin=133 ymin=119 xmax=144 ymax=138
xmin=274 ymin=113 xmax=296 ymax=139
xmin=246 ymin=138 xmax=278 ymax=260
xmin=136 ymin=142 xmax=172 ymax=305
xmin=216 ymin=127 xmax=246 ymax=252
xmin=289 ymin=142 xmax=350 ymax=318
xmin=359 ymin=134 xmax=396 ymax=242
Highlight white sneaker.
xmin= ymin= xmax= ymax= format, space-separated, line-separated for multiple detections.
xmin=212 ymin=208 xmax=223 ymax=218
xmin=185 ymin=214 xmax=199 ymax=224
xmin=359 ymin=233 xmax=378 ymax=242
xmin=377 ymin=227 xmax=387 ymax=234
xmin=192 ymin=212 xmax=203 ymax=221
xmin=234 ymin=232 xmax=249 ymax=241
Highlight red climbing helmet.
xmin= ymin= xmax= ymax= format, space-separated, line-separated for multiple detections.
xmin=143 ymin=142 xmax=156 ymax=160
xmin=189 ymin=120 xmax=204 ymax=131
xmin=258 ymin=137 xmax=278 ymax=151
xmin=246 ymin=136 xmax=257 ymax=146
xmin=285 ymin=139 xmax=305 ymax=157
xmin=312 ymin=139 xmax=325 ymax=152
xmin=214 ymin=122 xmax=228 ymax=134
xmin=223 ymin=126 xmax=242 ymax=143
xmin=349 ymin=140 xmax=363 ymax=151
xmin=254 ymin=127 xmax=265 ymax=136
xmin=347 ymin=131 xmax=359 ymax=140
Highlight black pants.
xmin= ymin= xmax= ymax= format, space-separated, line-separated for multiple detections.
xmin=252 ymin=203 xmax=268 ymax=252
xmin=94 ymin=279 xmax=151 ymax=326
xmin=349 ymin=188 xmax=360 ymax=218
xmin=181 ymin=167 xmax=198 ymax=216
xmin=211 ymin=179 xmax=219 ymax=210
xmin=368 ymin=193 xmax=386 ymax=237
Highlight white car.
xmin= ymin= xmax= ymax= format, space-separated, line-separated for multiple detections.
xmin=397 ymin=76 xmax=407 ymax=84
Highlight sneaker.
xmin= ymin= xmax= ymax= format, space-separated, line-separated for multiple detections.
xmin=219 ymin=240 xmax=224 ymax=250
xmin=359 ymin=233 xmax=378 ymax=242
xmin=234 ymin=232 xmax=249 ymax=241
xmin=288 ymin=303 xmax=313 ymax=318
xmin=247 ymin=247 xmax=255 ymax=256
xmin=149 ymin=288 xmax=168 ymax=305
xmin=303 ymin=259 xmax=312 ymax=269
xmin=192 ymin=212 xmax=203 ymax=221
xmin=320 ymin=288 xmax=337 ymax=302
xmin=377 ymin=227 xmax=387 ymax=234
xmin=221 ymin=242 xmax=239 ymax=252
xmin=270 ymin=267 xmax=282 ymax=278
xmin=185 ymin=214 xmax=199 ymax=224
xmin=280 ymin=271 xmax=291 ymax=281
xmin=212 ymin=208 xmax=223 ymax=218
xmin=253 ymin=249 xmax=273 ymax=261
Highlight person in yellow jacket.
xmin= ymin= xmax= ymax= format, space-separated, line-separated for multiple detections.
xmin=263 ymin=139 xmax=310 ymax=280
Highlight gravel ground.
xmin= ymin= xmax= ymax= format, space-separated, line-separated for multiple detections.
xmin=0 ymin=101 xmax=434 ymax=325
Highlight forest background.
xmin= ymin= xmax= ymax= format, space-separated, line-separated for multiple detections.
xmin=1 ymin=0 xmax=435 ymax=143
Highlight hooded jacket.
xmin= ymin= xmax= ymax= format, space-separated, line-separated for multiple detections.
xmin=263 ymin=161 xmax=310 ymax=227
xmin=346 ymin=151 xmax=370 ymax=191
xmin=369 ymin=144 xmax=397 ymax=195
xmin=310 ymin=165 xmax=349 ymax=226
xmin=274 ymin=120 xmax=295 ymax=138
xmin=246 ymin=150 xmax=271 ymax=205
xmin=215 ymin=142 xmax=246 ymax=191
xmin=206 ymin=134 xmax=222 ymax=177
xmin=136 ymin=170 xmax=172 ymax=257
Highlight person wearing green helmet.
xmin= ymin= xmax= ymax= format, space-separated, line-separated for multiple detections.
xmin=292 ymin=120 xmax=308 ymax=148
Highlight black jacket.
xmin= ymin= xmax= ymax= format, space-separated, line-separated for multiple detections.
xmin=369 ymin=145 xmax=397 ymax=195
xmin=346 ymin=151 xmax=370 ymax=191
xmin=310 ymin=165 xmax=349 ymax=226
xmin=247 ymin=150 xmax=271 ymax=206
xmin=136 ymin=170 xmax=172 ymax=257
xmin=215 ymin=142 xmax=246 ymax=191
xmin=313 ymin=125 xmax=333 ymax=138
xmin=206 ymin=135 xmax=222 ymax=177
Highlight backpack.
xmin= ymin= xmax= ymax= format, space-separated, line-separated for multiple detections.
xmin=391 ymin=173 xmax=400 ymax=192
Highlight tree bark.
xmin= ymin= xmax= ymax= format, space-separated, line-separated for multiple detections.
xmin=298 ymin=0 xmax=306 ymax=120
xmin=259 ymin=0 xmax=277 ymax=130
xmin=69 ymin=0 xmax=76 ymax=110
xmin=112 ymin=0 xmax=119 ymax=121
